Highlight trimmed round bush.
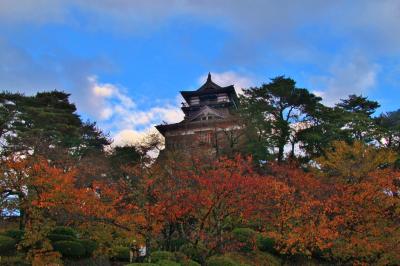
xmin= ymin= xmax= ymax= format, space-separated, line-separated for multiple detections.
xmin=0 ymin=235 xmax=17 ymax=255
xmin=179 ymin=244 xmax=208 ymax=264
xmin=0 ymin=253 xmax=29 ymax=266
xmin=125 ymin=262 xmax=159 ymax=266
xmin=174 ymin=252 xmax=200 ymax=266
xmin=156 ymin=259 xmax=180 ymax=266
xmin=112 ymin=246 xmax=130 ymax=261
xmin=152 ymin=251 xmax=175 ymax=262
xmin=206 ymin=256 xmax=239 ymax=266
xmin=51 ymin=226 xmax=77 ymax=238
xmin=174 ymin=251 xmax=187 ymax=262
xmin=256 ymin=234 xmax=276 ymax=253
xmin=231 ymin=228 xmax=256 ymax=252
xmin=48 ymin=233 xmax=76 ymax=242
xmin=52 ymin=240 xmax=85 ymax=259
xmin=77 ymin=239 xmax=98 ymax=257
xmin=182 ymin=259 xmax=201 ymax=266
xmin=3 ymin=229 xmax=24 ymax=242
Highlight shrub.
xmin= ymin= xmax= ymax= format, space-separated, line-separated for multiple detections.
xmin=48 ymin=233 xmax=76 ymax=242
xmin=231 ymin=228 xmax=256 ymax=253
xmin=77 ymin=239 xmax=98 ymax=257
xmin=50 ymin=226 xmax=77 ymax=238
xmin=206 ymin=256 xmax=239 ymax=266
xmin=63 ymin=256 xmax=110 ymax=266
xmin=156 ymin=259 xmax=180 ymax=266
xmin=0 ymin=253 xmax=30 ymax=266
xmin=174 ymin=252 xmax=200 ymax=266
xmin=125 ymin=262 xmax=159 ymax=266
xmin=256 ymin=234 xmax=276 ymax=253
xmin=3 ymin=230 xmax=24 ymax=242
xmin=173 ymin=251 xmax=187 ymax=262
xmin=52 ymin=240 xmax=86 ymax=259
xmin=151 ymin=251 xmax=175 ymax=262
xmin=179 ymin=244 xmax=208 ymax=264
xmin=0 ymin=235 xmax=17 ymax=255
xmin=111 ymin=246 xmax=130 ymax=261
xmin=181 ymin=259 xmax=201 ymax=266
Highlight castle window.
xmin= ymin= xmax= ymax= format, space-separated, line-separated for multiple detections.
xmin=190 ymin=97 xmax=200 ymax=105
xmin=217 ymin=93 xmax=229 ymax=102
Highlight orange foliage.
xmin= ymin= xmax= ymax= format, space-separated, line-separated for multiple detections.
xmin=2 ymin=142 xmax=399 ymax=265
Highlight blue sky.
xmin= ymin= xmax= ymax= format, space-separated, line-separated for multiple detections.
xmin=1 ymin=1 xmax=399 ymax=145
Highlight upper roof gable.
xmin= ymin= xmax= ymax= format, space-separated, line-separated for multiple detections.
xmin=188 ymin=105 xmax=226 ymax=121
xmin=180 ymin=73 xmax=236 ymax=102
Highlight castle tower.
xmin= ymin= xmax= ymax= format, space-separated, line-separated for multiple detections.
xmin=155 ymin=73 xmax=242 ymax=155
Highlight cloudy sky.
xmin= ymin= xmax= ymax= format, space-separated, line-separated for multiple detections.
xmin=1 ymin=0 xmax=399 ymax=145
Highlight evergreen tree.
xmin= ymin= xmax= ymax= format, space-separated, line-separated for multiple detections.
xmin=0 ymin=91 xmax=110 ymax=157
xmin=376 ymin=109 xmax=400 ymax=152
xmin=336 ymin=94 xmax=380 ymax=142
xmin=240 ymin=76 xmax=321 ymax=162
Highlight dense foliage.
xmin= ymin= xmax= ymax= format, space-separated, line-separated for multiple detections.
xmin=1 ymin=82 xmax=400 ymax=265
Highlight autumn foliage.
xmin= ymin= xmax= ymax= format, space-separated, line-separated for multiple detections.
xmin=1 ymin=141 xmax=400 ymax=265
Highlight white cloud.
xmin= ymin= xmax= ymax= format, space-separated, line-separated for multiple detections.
xmin=102 ymin=71 xmax=255 ymax=147
xmin=309 ymin=55 xmax=380 ymax=106
xmin=198 ymin=71 xmax=255 ymax=94
xmin=99 ymin=107 xmax=113 ymax=120
xmin=112 ymin=128 xmax=164 ymax=160
xmin=0 ymin=37 xmax=184 ymax=147
xmin=112 ymin=128 xmax=154 ymax=147
xmin=92 ymin=81 xmax=114 ymax=97
xmin=85 ymin=76 xmax=184 ymax=145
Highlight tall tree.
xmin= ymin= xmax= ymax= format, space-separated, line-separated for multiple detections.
xmin=1 ymin=91 xmax=111 ymax=154
xmin=297 ymin=105 xmax=348 ymax=160
xmin=336 ymin=94 xmax=380 ymax=142
xmin=0 ymin=91 xmax=110 ymax=163
xmin=376 ymin=109 xmax=400 ymax=152
xmin=108 ymin=145 xmax=141 ymax=180
xmin=240 ymin=76 xmax=321 ymax=162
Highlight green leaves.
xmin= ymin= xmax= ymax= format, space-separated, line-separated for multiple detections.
xmin=239 ymin=76 xmax=321 ymax=162
xmin=0 ymin=91 xmax=110 ymax=159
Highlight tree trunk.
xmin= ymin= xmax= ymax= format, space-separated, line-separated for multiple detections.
xmin=278 ymin=143 xmax=285 ymax=163
xmin=146 ymin=231 xmax=152 ymax=262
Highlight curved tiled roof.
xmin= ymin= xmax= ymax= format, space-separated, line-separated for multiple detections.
xmin=180 ymin=73 xmax=236 ymax=102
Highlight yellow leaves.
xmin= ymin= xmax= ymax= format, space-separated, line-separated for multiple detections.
xmin=316 ymin=141 xmax=397 ymax=183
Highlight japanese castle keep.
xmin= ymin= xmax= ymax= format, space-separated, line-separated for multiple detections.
xmin=156 ymin=73 xmax=243 ymax=156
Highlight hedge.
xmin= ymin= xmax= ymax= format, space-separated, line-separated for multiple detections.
xmin=52 ymin=240 xmax=86 ymax=259
xmin=206 ymin=256 xmax=239 ymax=266
xmin=50 ymin=227 xmax=77 ymax=238
xmin=0 ymin=253 xmax=29 ymax=266
xmin=112 ymin=246 xmax=130 ymax=261
xmin=3 ymin=229 xmax=24 ymax=242
xmin=77 ymin=239 xmax=98 ymax=257
xmin=173 ymin=251 xmax=187 ymax=263
xmin=156 ymin=259 xmax=180 ymax=266
xmin=151 ymin=251 xmax=175 ymax=262
xmin=48 ymin=233 xmax=76 ymax=242
xmin=0 ymin=235 xmax=17 ymax=255
xmin=125 ymin=262 xmax=159 ymax=266
xmin=181 ymin=259 xmax=201 ymax=266
xmin=179 ymin=244 xmax=208 ymax=264
xmin=256 ymin=234 xmax=276 ymax=253
xmin=231 ymin=228 xmax=256 ymax=253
